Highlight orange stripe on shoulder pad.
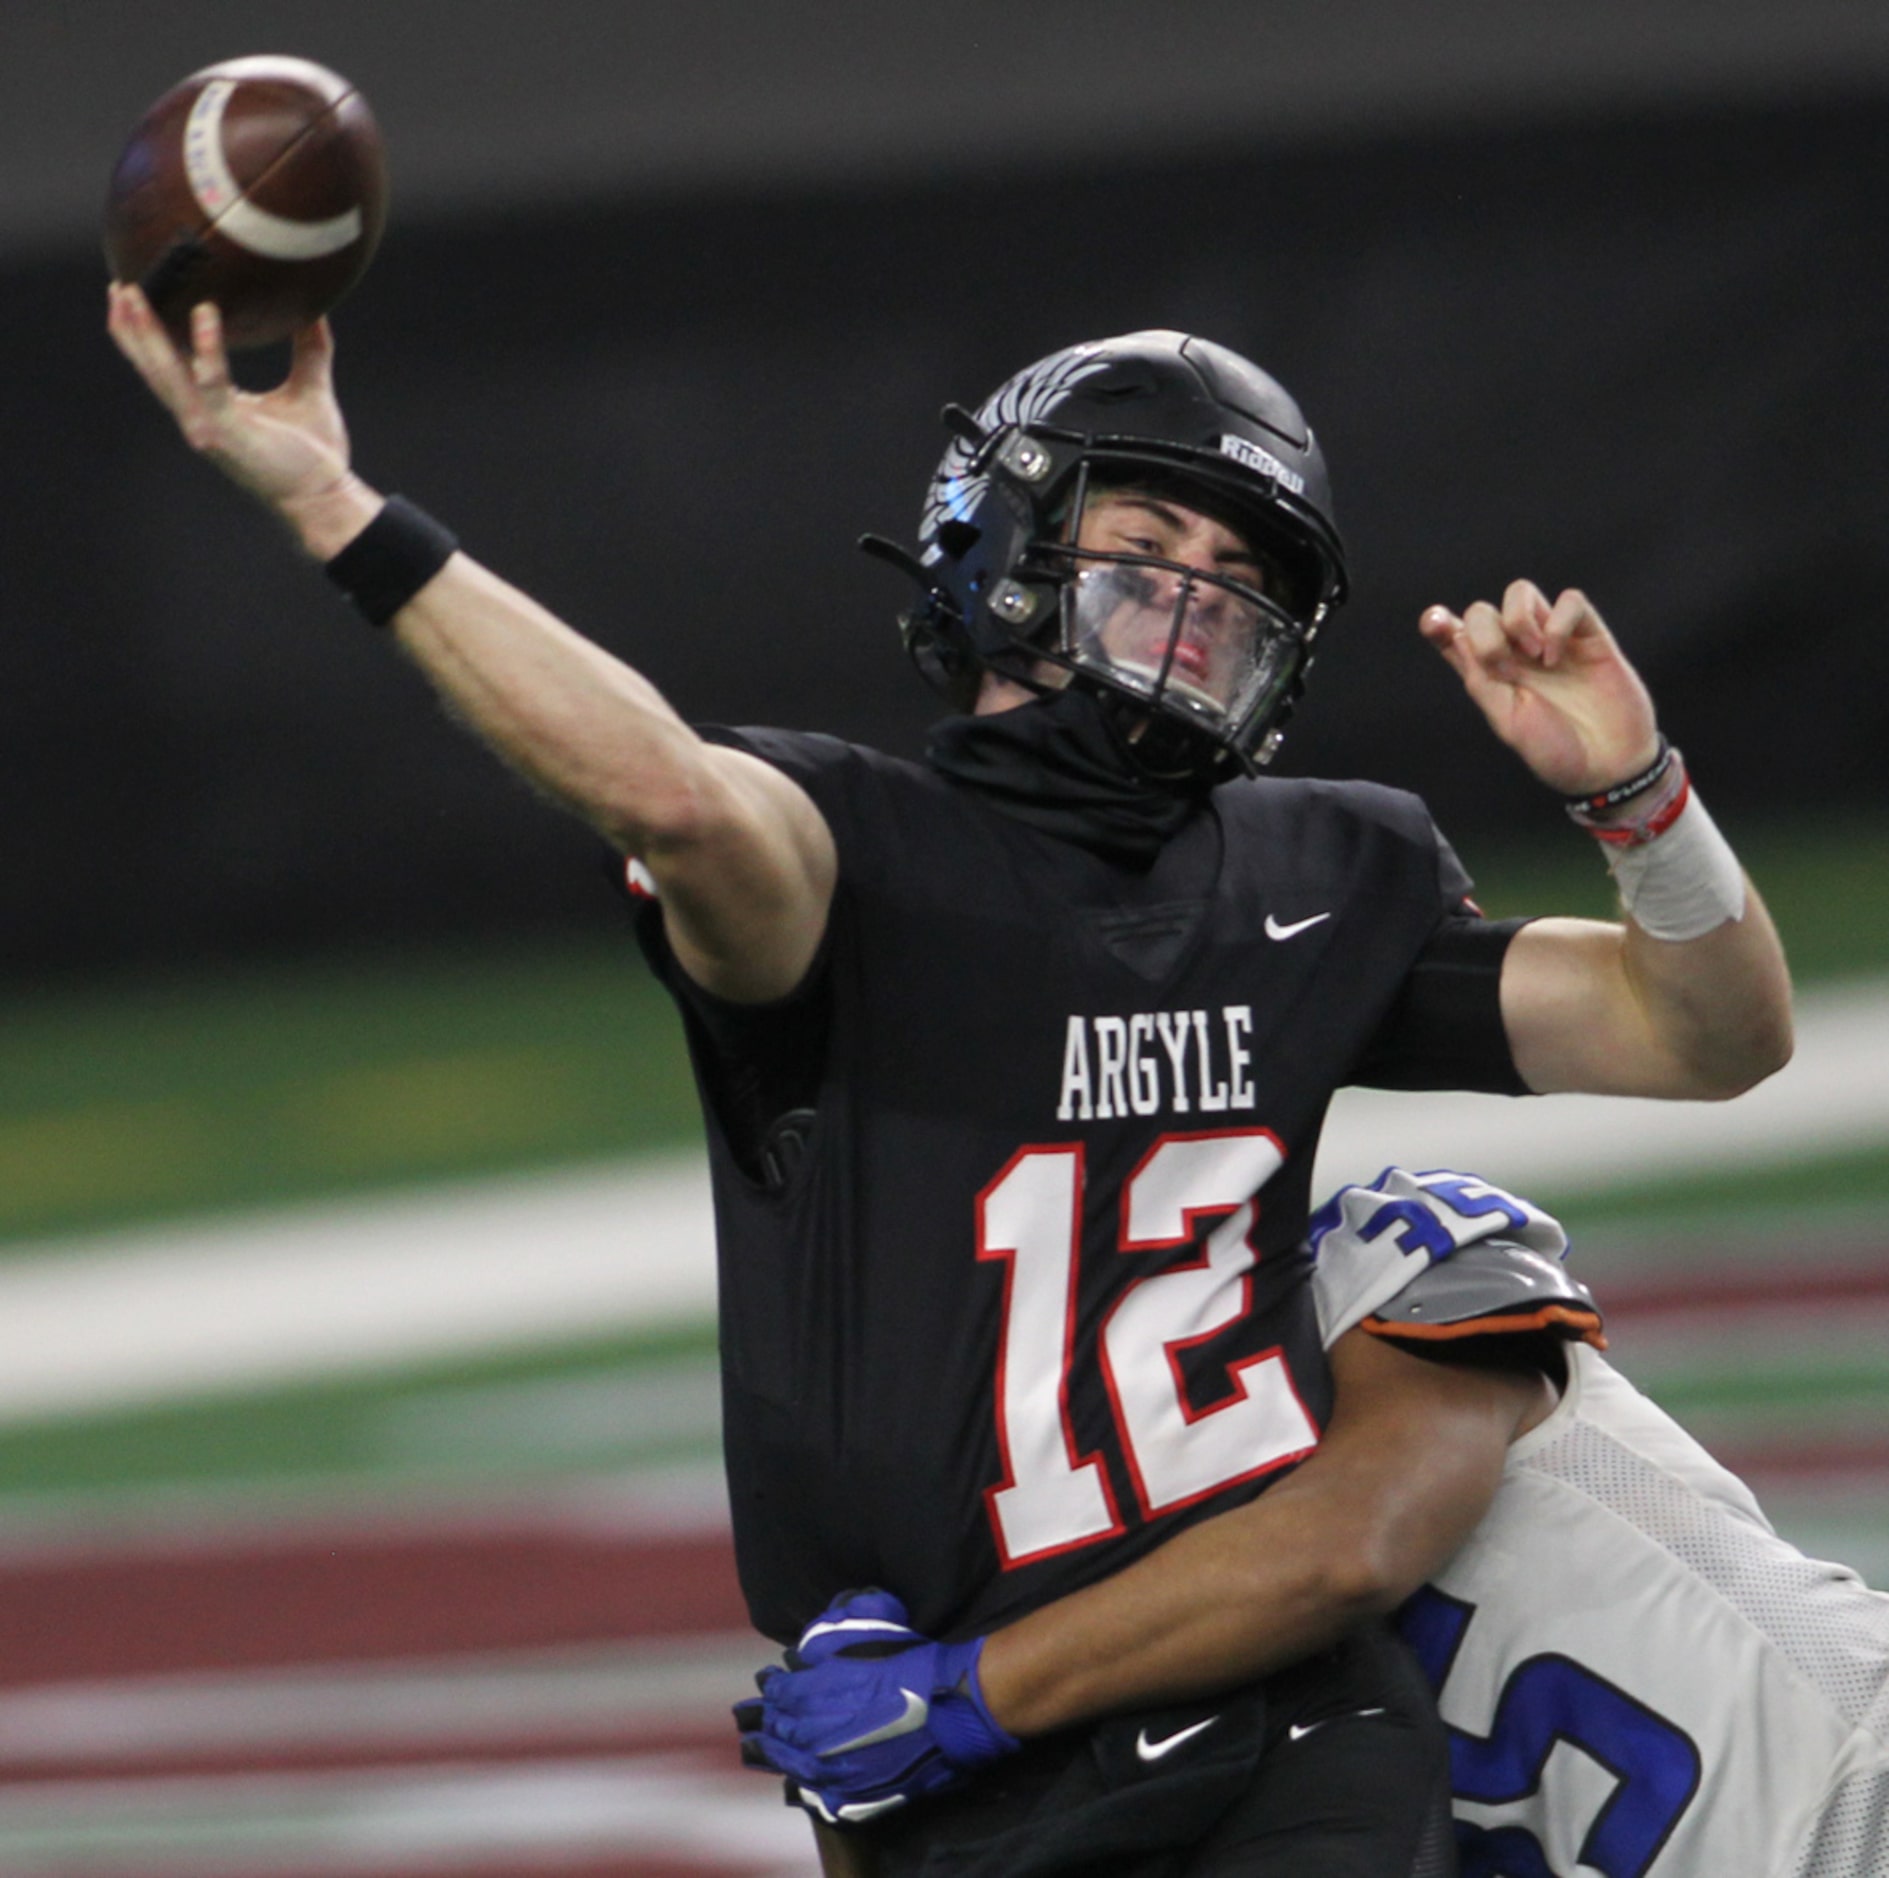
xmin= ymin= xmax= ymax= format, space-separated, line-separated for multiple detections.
xmin=1363 ymin=1304 xmax=1607 ymax=1352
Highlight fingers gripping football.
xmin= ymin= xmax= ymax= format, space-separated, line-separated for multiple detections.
xmin=1420 ymin=579 xmax=1661 ymax=796
xmin=107 ymin=282 xmax=357 ymax=525
xmin=733 ymin=1589 xmax=1018 ymax=1827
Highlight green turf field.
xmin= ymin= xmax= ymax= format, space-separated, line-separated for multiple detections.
xmin=0 ymin=939 xmax=701 ymax=1245
xmin=2 ymin=814 xmax=1884 ymax=1249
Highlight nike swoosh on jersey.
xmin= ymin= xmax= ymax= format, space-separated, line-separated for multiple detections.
xmin=1288 ymin=1705 xmax=1386 ymax=1742
xmin=1135 ymin=1715 xmax=1220 ymax=1762
xmin=823 ymin=1686 xmax=930 ymax=1756
xmin=1264 ymin=911 xmax=1332 ymax=941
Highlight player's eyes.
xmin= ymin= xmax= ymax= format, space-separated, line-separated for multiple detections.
xmin=1221 ymin=558 xmax=1274 ymax=597
xmin=1098 ymin=524 xmax=1169 ymax=555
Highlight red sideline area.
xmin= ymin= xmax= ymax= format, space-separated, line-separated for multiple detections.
xmin=1601 ymin=1262 xmax=1889 ymax=1319
xmin=0 ymin=1514 xmax=810 ymax=1878
xmin=0 ymin=1268 xmax=1879 ymax=1874
xmin=0 ymin=1525 xmax=747 ymax=1687
xmin=1601 ymin=1262 xmax=1889 ymax=1490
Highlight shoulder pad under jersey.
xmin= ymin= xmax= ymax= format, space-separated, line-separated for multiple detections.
xmin=1310 ymin=1166 xmax=1600 ymax=1349
xmin=1361 ymin=1235 xmax=1603 ymax=1350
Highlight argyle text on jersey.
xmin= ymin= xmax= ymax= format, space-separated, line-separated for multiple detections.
xmin=1056 ymin=1005 xmax=1256 ymax=1121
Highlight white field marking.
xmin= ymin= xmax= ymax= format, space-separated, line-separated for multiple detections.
xmin=374 ymin=1354 xmax=724 ymax=1464
xmin=184 ymin=80 xmax=364 ymax=260
xmin=1314 ymin=972 xmax=1889 ymax=1199
xmin=0 ymin=1757 xmax=818 ymax=1876
xmin=0 ymin=1152 xmax=714 ymax=1421
xmin=0 ymin=981 xmax=1882 ymax=1423
xmin=0 ymin=1635 xmax=769 ymax=1764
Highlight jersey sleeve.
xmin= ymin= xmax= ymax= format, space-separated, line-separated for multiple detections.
xmin=700 ymin=723 xmax=872 ymax=849
xmin=1351 ymin=818 xmax=1533 ymax=1095
xmin=622 ymin=726 xmax=858 ymax=1189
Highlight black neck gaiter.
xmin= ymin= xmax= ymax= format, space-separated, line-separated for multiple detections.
xmin=925 ymin=687 xmax=1206 ymax=869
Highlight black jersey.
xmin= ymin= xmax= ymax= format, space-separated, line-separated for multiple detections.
xmin=633 ymin=728 xmax=1524 ymax=1646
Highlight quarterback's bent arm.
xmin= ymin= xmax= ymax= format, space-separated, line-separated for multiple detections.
xmin=975 ymin=1328 xmax=1542 ymax=1739
xmin=1500 ymin=900 xmax=1791 ymax=1101
xmin=1419 ymin=581 xmax=1790 ymax=1100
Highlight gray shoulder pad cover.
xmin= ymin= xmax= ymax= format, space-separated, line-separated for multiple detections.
xmin=1367 ymin=1237 xmax=1605 ymax=1348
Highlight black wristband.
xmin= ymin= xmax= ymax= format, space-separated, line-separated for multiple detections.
xmin=1562 ymin=736 xmax=1673 ymax=815
xmin=323 ymin=495 xmax=459 ymax=627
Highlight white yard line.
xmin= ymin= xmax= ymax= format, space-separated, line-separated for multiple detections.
xmin=1314 ymin=972 xmax=1889 ymax=1197
xmin=0 ymin=978 xmax=1882 ymax=1423
xmin=0 ymin=1155 xmax=716 ymax=1420
xmin=0 ymin=1637 xmax=763 ymax=1763
xmin=0 ymin=1757 xmax=817 ymax=1877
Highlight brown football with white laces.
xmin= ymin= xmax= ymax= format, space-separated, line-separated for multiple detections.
xmin=104 ymin=55 xmax=387 ymax=351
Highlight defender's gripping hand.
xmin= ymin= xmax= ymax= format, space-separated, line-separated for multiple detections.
xmin=734 ymin=1589 xmax=1019 ymax=1828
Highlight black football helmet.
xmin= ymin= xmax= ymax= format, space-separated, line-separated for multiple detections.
xmin=876 ymin=330 xmax=1348 ymax=778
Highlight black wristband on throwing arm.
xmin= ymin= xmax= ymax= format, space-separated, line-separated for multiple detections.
xmin=323 ymin=496 xmax=459 ymax=627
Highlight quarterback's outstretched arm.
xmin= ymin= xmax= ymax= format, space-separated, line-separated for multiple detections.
xmin=105 ymin=287 xmax=834 ymax=1004
xmin=1422 ymin=582 xmax=1791 ymax=1100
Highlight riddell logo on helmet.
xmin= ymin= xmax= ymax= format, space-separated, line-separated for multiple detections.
xmin=1219 ymin=435 xmax=1305 ymax=495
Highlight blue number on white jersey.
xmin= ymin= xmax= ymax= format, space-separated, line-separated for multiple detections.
xmin=1401 ymin=1586 xmax=1702 ymax=1878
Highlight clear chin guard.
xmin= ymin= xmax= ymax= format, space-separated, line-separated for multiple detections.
xmin=1055 ymin=554 xmax=1306 ymax=756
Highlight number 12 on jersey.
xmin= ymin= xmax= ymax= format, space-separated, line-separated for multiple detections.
xmin=977 ymin=1129 xmax=1320 ymax=1567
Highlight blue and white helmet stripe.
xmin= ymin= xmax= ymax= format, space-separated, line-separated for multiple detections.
xmin=918 ymin=344 xmax=1113 ymax=566
xmin=1308 ymin=1167 xmax=1571 ymax=1347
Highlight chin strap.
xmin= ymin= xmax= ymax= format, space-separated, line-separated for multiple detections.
xmin=858 ymin=532 xmax=983 ymax=710
xmin=855 ymin=532 xmax=930 ymax=586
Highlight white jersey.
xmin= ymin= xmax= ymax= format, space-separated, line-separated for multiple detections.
xmin=1312 ymin=1170 xmax=1889 ymax=1878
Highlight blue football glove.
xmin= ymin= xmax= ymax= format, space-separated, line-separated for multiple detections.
xmin=733 ymin=1588 xmax=1019 ymax=1827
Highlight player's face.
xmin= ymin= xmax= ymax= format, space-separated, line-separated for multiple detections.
xmin=1064 ymin=490 xmax=1274 ymax=718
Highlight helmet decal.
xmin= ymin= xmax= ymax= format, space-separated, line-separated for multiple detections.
xmin=920 ymin=344 xmax=1114 ymax=562
xmin=1218 ymin=434 xmax=1306 ymax=496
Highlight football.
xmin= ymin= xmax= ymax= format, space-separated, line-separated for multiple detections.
xmin=103 ymin=55 xmax=387 ymax=352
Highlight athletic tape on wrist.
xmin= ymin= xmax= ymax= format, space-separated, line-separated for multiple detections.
xmin=324 ymin=496 xmax=459 ymax=626
xmin=1603 ymin=789 xmax=1747 ymax=941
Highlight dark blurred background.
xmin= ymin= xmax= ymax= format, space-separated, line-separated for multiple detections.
xmin=6 ymin=0 xmax=1887 ymax=984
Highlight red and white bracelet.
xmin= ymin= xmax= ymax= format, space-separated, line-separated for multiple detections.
xmin=1564 ymin=744 xmax=1746 ymax=940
